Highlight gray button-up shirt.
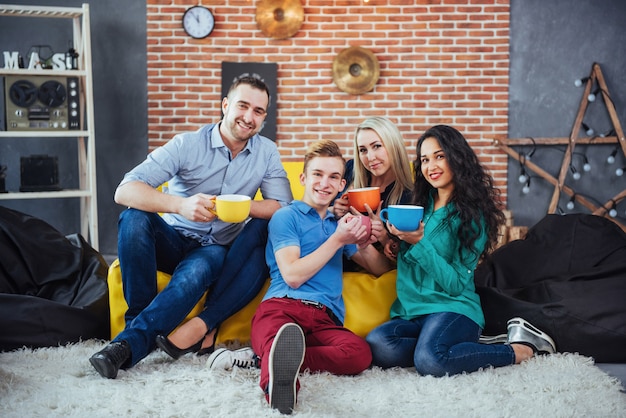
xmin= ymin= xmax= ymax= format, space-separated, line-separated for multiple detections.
xmin=119 ymin=123 xmax=293 ymax=245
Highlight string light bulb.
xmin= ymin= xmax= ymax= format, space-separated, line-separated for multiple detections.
xmin=518 ymin=171 xmax=528 ymax=184
xmin=588 ymin=88 xmax=601 ymax=102
xmin=607 ymin=147 xmax=618 ymax=164
xmin=608 ymin=201 xmax=618 ymax=218
xmin=616 ymin=166 xmax=625 ymax=176
xmin=570 ymin=164 xmax=581 ymax=180
xmin=574 ymin=76 xmax=589 ymax=87
xmin=518 ymin=154 xmax=529 ymax=183
xmin=524 ymin=137 xmax=536 ymax=161
xmin=581 ymin=122 xmax=594 ymax=136
xmin=522 ymin=178 xmax=531 ymax=194
xmin=578 ymin=153 xmax=591 ymax=172
xmin=566 ymin=195 xmax=576 ymax=211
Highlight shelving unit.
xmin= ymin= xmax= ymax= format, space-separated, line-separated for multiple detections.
xmin=0 ymin=4 xmax=98 ymax=249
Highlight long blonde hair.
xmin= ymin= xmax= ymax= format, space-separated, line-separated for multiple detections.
xmin=352 ymin=117 xmax=413 ymax=205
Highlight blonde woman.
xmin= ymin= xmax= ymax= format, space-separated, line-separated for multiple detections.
xmin=333 ymin=117 xmax=413 ymax=263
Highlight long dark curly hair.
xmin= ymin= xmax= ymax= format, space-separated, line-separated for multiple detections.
xmin=412 ymin=125 xmax=505 ymax=261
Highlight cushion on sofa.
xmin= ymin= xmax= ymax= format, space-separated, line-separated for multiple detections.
xmin=108 ymin=262 xmax=397 ymax=344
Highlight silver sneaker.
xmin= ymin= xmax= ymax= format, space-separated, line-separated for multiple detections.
xmin=507 ymin=317 xmax=556 ymax=355
xmin=268 ymin=323 xmax=305 ymax=415
xmin=206 ymin=347 xmax=257 ymax=370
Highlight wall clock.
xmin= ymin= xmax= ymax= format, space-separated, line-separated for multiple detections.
xmin=182 ymin=5 xmax=215 ymax=39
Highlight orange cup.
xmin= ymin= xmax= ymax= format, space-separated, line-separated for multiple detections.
xmin=347 ymin=187 xmax=381 ymax=213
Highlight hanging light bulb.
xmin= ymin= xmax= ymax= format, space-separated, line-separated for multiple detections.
xmin=607 ymin=147 xmax=618 ymax=164
xmin=518 ymin=159 xmax=528 ymax=183
xmin=525 ymin=137 xmax=536 ymax=161
xmin=570 ymin=164 xmax=581 ymax=180
xmin=522 ymin=178 xmax=531 ymax=194
xmin=518 ymin=171 xmax=528 ymax=183
xmin=518 ymin=154 xmax=529 ymax=183
xmin=574 ymin=151 xmax=591 ymax=172
xmin=566 ymin=195 xmax=576 ymax=211
xmin=574 ymin=76 xmax=589 ymax=87
xmin=616 ymin=166 xmax=625 ymax=176
xmin=581 ymin=122 xmax=594 ymax=136
xmin=588 ymin=88 xmax=600 ymax=102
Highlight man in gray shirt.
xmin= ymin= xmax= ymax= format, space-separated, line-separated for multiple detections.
xmin=89 ymin=76 xmax=293 ymax=379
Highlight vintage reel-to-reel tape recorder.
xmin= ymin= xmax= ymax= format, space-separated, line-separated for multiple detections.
xmin=3 ymin=75 xmax=80 ymax=131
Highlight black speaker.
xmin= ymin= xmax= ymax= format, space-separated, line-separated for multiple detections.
xmin=20 ymin=155 xmax=61 ymax=192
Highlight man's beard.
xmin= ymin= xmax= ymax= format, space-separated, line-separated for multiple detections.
xmin=229 ymin=117 xmax=257 ymax=142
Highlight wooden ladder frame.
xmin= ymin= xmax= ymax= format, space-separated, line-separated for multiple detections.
xmin=494 ymin=63 xmax=626 ymax=232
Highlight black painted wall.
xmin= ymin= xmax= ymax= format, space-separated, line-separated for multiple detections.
xmin=0 ymin=0 xmax=147 ymax=256
xmin=508 ymin=0 xmax=626 ymax=227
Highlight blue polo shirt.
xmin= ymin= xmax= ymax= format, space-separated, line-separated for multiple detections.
xmin=263 ymin=200 xmax=358 ymax=323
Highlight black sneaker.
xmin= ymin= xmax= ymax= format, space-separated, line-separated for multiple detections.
xmin=89 ymin=341 xmax=131 ymax=379
xmin=268 ymin=323 xmax=305 ymax=415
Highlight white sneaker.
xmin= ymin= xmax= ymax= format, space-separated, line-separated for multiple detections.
xmin=268 ymin=323 xmax=305 ymax=415
xmin=206 ymin=347 xmax=257 ymax=370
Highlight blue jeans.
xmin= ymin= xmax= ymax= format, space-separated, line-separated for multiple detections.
xmin=196 ymin=218 xmax=270 ymax=331
xmin=114 ymin=209 xmax=228 ymax=367
xmin=366 ymin=312 xmax=515 ymax=376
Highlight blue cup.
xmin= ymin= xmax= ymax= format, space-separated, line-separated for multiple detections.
xmin=380 ymin=205 xmax=424 ymax=232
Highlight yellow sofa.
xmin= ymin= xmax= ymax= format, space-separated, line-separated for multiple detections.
xmin=108 ymin=162 xmax=398 ymax=346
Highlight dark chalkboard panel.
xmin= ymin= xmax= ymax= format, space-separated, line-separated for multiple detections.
xmin=507 ymin=0 xmax=626 ymax=227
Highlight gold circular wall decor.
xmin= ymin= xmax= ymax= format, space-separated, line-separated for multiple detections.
xmin=332 ymin=46 xmax=380 ymax=95
xmin=256 ymin=0 xmax=304 ymax=40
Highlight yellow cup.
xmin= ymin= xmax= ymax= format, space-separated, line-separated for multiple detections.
xmin=209 ymin=194 xmax=251 ymax=223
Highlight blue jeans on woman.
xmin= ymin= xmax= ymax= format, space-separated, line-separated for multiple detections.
xmin=366 ymin=312 xmax=515 ymax=377
xmin=114 ymin=209 xmax=267 ymax=367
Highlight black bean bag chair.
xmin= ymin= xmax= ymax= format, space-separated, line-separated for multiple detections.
xmin=475 ymin=213 xmax=626 ymax=363
xmin=0 ymin=206 xmax=109 ymax=351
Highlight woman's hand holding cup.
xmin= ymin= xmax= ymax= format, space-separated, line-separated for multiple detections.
xmin=333 ymin=193 xmax=351 ymax=218
xmin=387 ymin=221 xmax=424 ymax=245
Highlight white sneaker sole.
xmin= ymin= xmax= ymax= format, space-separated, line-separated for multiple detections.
xmin=478 ymin=333 xmax=508 ymax=344
xmin=268 ymin=323 xmax=305 ymax=415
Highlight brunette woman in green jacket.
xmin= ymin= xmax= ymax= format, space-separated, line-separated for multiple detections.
xmin=366 ymin=125 xmax=556 ymax=376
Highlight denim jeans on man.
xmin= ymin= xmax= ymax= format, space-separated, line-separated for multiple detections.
xmin=114 ymin=209 xmax=268 ymax=367
xmin=195 ymin=215 xmax=270 ymax=332
xmin=366 ymin=312 xmax=515 ymax=376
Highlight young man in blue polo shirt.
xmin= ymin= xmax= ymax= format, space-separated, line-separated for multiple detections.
xmin=208 ymin=139 xmax=392 ymax=414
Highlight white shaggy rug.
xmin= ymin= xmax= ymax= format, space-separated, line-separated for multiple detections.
xmin=1 ymin=340 xmax=625 ymax=418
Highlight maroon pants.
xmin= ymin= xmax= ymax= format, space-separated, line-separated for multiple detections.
xmin=250 ymin=297 xmax=372 ymax=397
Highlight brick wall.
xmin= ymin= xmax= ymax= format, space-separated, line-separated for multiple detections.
xmin=146 ymin=0 xmax=511 ymax=199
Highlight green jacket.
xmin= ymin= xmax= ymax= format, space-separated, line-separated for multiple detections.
xmin=390 ymin=198 xmax=487 ymax=328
